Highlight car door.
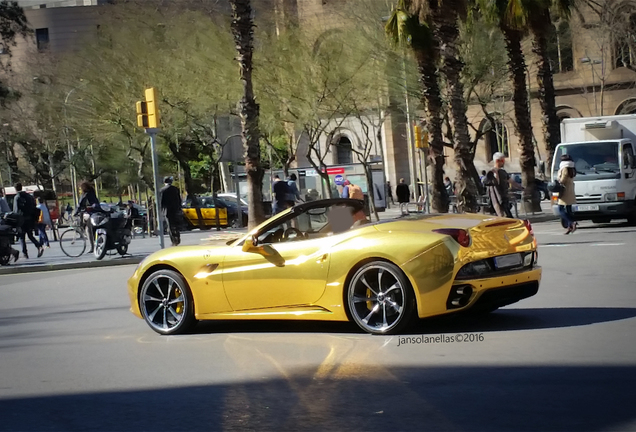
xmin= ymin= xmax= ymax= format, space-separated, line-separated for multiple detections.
xmin=221 ymin=209 xmax=333 ymax=311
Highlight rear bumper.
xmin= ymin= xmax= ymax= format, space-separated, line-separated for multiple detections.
xmin=552 ymin=201 xmax=635 ymax=220
xmin=468 ymin=281 xmax=539 ymax=312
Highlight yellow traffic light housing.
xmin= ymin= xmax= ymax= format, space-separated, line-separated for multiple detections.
xmin=144 ymin=87 xmax=161 ymax=128
xmin=136 ymin=101 xmax=148 ymax=128
xmin=414 ymin=125 xmax=422 ymax=148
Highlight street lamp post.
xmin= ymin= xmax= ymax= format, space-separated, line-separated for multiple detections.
xmin=64 ymin=82 xmax=86 ymax=208
xmin=581 ymin=57 xmax=602 ymax=116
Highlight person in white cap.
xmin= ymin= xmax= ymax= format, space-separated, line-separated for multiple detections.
xmin=486 ymin=152 xmax=514 ymax=218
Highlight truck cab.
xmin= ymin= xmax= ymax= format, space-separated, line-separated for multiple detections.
xmin=551 ymin=115 xmax=636 ymax=225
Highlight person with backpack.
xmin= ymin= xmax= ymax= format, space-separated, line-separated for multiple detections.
xmin=12 ymin=183 xmax=44 ymax=259
xmin=36 ymin=197 xmax=52 ymax=248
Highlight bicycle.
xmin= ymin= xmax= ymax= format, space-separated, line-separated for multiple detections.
xmin=59 ymin=215 xmax=88 ymax=257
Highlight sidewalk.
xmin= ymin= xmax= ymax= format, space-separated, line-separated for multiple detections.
xmin=0 ymin=203 xmax=555 ymax=275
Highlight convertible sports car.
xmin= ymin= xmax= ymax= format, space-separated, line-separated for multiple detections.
xmin=128 ymin=199 xmax=541 ymax=335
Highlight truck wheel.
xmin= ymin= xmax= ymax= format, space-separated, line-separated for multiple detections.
xmin=627 ymin=214 xmax=636 ymax=226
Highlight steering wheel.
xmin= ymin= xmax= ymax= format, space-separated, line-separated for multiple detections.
xmin=282 ymin=227 xmax=304 ymax=241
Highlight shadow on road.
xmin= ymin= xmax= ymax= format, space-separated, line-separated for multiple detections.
xmin=190 ymin=307 xmax=636 ymax=336
xmin=0 ymin=365 xmax=634 ymax=431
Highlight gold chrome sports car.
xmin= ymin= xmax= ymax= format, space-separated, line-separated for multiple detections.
xmin=128 ymin=199 xmax=540 ymax=335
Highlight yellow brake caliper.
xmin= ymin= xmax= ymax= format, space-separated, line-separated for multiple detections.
xmin=174 ymin=288 xmax=183 ymax=314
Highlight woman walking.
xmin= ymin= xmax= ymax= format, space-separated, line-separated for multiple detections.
xmin=36 ymin=197 xmax=52 ymax=248
xmin=558 ymin=155 xmax=577 ymax=234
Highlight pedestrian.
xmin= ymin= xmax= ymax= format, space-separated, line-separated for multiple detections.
xmin=486 ymin=152 xmax=514 ymax=218
xmin=347 ymin=180 xmax=363 ymax=200
xmin=160 ymin=176 xmax=183 ymax=246
xmin=272 ymin=175 xmax=290 ymax=215
xmin=66 ymin=203 xmax=72 ymax=223
xmin=444 ymin=177 xmax=454 ymax=197
xmin=396 ymin=178 xmax=410 ymax=215
xmin=386 ymin=181 xmax=394 ymax=207
xmin=36 ymin=197 xmax=52 ymax=248
xmin=557 ymin=155 xmax=577 ymax=234
xmin=12 ymin=183 xmax=44 ymax=259
xmin=480 ymin=170 xmax=487 ymax=185
xmin=286 ymin=173 xmax=302 ymax=207
xmin=76 ymin=181 xmax=102 ymax=253
xmin=0 ymin=189 xmax=10 ymax=213
xmin=341 ymin=180 xmax=351 ymax=199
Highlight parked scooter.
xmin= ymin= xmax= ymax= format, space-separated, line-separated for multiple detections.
xmin=90 ymin=207 xmax=133 ymax=260
xmin=0 ymin=213 xmax=21 ymax=265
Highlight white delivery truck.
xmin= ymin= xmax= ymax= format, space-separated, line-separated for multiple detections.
xmin=552 ymin=114 xmax=636 ymax=225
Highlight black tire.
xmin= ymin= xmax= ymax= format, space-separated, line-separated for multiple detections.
xmin=117 ymin=244 xmax=128 ymax=256
xmin=0 ymin=253 xmax=10 ymax=266
xmin=94 ymin=233 xmax=108 ymax=260
xmin=627 ymin=213 xmax=636 ymax=226
xmin=139 ymin=269 xmax=196 ymax=335
xmin=346 ymin=261 xmax=416 ymax=335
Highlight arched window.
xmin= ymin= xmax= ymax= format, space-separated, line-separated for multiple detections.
xmin=547 ymin=21 xmax=574 ymax=73
xmin=335 ymin=136 xmax=353 ymax=164
xmin=479 ymin=117 xmax=509 ymax=162
xmin=615 ymin=98 xmax=636 ymax=115
xmin=611 ymin=7 xmax=636 ymax=68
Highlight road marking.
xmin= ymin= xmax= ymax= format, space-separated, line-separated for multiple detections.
xmin=540 ymin=242 xmax=626 ymax=248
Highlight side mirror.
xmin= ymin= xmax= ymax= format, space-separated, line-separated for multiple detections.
xmin=242 ymin=235 xmax=260 ymax=253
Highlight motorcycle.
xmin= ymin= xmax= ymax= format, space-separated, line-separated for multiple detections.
xmin=0 ymin=213 xmax=21 ymax=265
xmin=90 ymin=207 xmax=133 ymax=260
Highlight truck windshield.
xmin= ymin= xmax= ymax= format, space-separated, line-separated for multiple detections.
xmin=553 ymin=142 xmax=620 ymax=181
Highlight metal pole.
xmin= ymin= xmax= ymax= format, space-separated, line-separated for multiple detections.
xmin=402 ymin=55 xmax=417 ymax=201
xmin=146 ymin=128 xmax=164 ymax=249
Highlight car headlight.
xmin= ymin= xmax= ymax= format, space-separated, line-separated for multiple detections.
xmin=604 ymin=193 xmax=617 ymax=202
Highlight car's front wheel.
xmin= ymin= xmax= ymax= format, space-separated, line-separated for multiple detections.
xmin=347 ymin=261 xmax=416 ymax=335
xmin=139 ymin=269 xmax=196 ymax=335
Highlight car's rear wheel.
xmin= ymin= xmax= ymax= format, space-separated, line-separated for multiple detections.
xmin=347 ymin=261 xmax=416 ymax=335
xmin=139 ymin=269 xmax=196 ymax=335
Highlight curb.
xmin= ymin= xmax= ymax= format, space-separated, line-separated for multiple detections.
xmin=0 ymin=256 xmax=144 ymax=276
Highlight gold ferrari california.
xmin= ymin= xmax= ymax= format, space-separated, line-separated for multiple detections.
xmin=127 ymin=198 xmax=540 ymax=335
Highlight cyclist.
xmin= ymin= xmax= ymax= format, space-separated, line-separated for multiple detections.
xmin=75 ymin=181 xmax=103 ymax=253
xmin=160 ymin=176 xmax=183 ymax=246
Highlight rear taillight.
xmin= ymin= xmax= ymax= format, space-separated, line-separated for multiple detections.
xmin=523 ymin=219 xmax=534 ymax=235
xmin=433 ymin=228 xmax=471 ymax=247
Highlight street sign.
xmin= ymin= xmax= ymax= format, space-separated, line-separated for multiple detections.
xmin=334 ymin=174 xmax=344 ymax=185
xmin=325 ymin=167 xmax=345 ymax=175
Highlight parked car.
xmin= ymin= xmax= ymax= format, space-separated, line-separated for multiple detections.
xmin=509 ymin=173 xmax=550 ymax=201
xmin=215 ymin=196 xmax=248 ymax=228
xmin=182 ymin=196 xmax=229 ymax=229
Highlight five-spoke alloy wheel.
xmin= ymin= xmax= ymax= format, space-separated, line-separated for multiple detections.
xmin=347 ymin=261 xmax=415 ymax=335
xmin=140 ymin=269 xmax=196 ymax=335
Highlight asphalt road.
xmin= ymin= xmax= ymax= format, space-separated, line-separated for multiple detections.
xmin=0 ymin=219 xmax=635 ymax=431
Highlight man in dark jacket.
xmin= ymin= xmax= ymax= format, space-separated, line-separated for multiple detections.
xmin=160 ymin=176 xmax=183 ymax=246
xmin=396 ymin=178 xmax=410 ymax=216
xmin=12 ymin=183 xmax=43 ymax=259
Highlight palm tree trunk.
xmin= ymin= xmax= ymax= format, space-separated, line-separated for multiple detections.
xmin=502 ymin=27 xmax=541 ymax=212
xmin=230 ymin=0 xmax=265 ymax=229
xmin=436 ymin=21 xmax=480 ymax=213
xmin=414 ymin=47 xmax=448 ymax=213
xmin=531 ymin=11 xmax=561 ymax=174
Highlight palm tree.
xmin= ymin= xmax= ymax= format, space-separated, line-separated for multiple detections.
xmin=386 ymin=0 xmax=449 ymax=213
xmin=229 ymin=0 xmax=265 ymax=228
xmin=528 ymin=0 xmax=573 ymax=172
xmin=415 ymin=0 xmax=481 ymax=212
xmin=484 ymin=0 xmax=541 ymax=212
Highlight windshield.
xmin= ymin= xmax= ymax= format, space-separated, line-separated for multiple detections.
xmin=553 ymin=142 xmax=620 ymax=181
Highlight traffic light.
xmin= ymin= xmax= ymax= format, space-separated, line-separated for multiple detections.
xmin=136 ymin=101 xmax=148 ymax=128
xmin=414 ymin=125 xmax=429 ymax=149
xmin=414 ymin=125 xmax=422 ymax=148
xmin=144 ymin=87 xmax=161 ymax=128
